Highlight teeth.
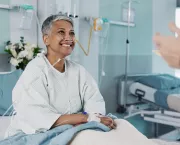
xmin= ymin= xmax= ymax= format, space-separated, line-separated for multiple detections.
xmin=62 ymin=44 xmax=70 ymax=47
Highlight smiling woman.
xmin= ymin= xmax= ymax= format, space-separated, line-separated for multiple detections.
xmin=5 ymin=14 xmax=109 ymax=138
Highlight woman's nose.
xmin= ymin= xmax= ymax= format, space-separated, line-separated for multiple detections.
xmin=64 ymin=33 xmax=72 ymax=41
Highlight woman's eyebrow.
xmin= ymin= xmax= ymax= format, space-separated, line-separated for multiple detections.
xmin=57 ymin=28 xmax=65 ymax=30
xmin=57 ymin=28 xmax=74 ymax=31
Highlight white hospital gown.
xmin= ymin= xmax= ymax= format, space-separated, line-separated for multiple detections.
xmin=6 ymin=53 xmax=105 ymax=137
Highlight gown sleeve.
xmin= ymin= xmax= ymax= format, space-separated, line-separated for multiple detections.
xmin=79 ymin=66 xmax=106 ymax=115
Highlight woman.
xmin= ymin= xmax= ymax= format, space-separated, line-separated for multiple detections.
xmin=6 ymin=14 xmax=116 ymax=137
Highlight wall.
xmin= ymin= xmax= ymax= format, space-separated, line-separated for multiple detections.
xmin=37 ymin=0 xmax=56 ymax=49
xmin=0 ymin=0 xmax=38 ymax=114
xmin=99 ymin=0 xmax=153 ymax=113
xmin=0 ymin=0 xmax=11 ymax=72
xmin=78 ymin=0 xmax=100 ymax=81
xmin=0 ymin=0 xmax=10 ymax=53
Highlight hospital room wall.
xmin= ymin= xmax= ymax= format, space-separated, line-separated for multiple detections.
xmin=78 ymin=0 xmax=100 ymax=82
xmin=152 ymin=0 xmax=176 ymax=75
xmin=0 ymin=0 xmax=37 ymax=71
xmin=0 ymin=0 xmax=38 ymax=114
xmin=0 ymin=0 xmax=10 ymax=72
xmin=99 ymin=0 xmax=153 ymax=113
xmin=0 ymin=0 xmax=10 ymax=53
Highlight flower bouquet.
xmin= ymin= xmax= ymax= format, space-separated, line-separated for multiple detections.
xmin=5 ymin=37 xmax=41 ymax=70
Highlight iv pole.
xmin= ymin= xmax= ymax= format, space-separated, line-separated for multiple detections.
xmin=122 ymin=0 xmax=139 ymax=112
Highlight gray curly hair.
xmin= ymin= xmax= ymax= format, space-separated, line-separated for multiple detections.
xmin=41 ymin=14 xmax=74 ymax=36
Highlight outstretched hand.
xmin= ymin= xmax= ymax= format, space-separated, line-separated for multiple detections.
xmin=153 ymin=22 xmax=180 ymax=68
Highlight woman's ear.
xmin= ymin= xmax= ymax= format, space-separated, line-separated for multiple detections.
xmin=43 ymin=35 xmax=50 ymax=46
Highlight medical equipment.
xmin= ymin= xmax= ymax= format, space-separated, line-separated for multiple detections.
xmin=75 ymin=17 xmax=109 ymax=57
xmin=19 ymin=5 xmax=34 ymax=30
xmin=98 ymin=23 xmax=110 ymax=86
xmin=120 ymin=0 xmax=139 ymax=111
xmin=119 ymin=74 xmax=180 ymax=141
xmin=84 ymin=13 xmax=136 ymax=86
xmin=0 ymin=4 xmax=40 ymax=30
xmin=56 ymin=0 xmax=78 ymax=18
xmin=75 ymin=27 xmax=93 ymax=56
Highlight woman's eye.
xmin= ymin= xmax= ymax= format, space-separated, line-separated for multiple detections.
xmin=58 ymin=31 xmax=65 ymax=35
xmin=70 ymin=32 xmax=75 ymax=36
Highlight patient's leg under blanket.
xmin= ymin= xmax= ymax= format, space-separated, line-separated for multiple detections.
xmin=70 ymin=119 xmax=159 ymax=145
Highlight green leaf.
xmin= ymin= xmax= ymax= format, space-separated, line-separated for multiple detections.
xmin=20 ymin=36 xmax=24 ymax=40
xmin=4 ymin=49 xmax=11 ymax=54
xmin=6 ymin=41 xmax=11 ymax=45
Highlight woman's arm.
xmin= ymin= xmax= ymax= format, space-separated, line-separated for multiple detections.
xmin=78 ymin=67 xmax=116 ymax=129
xmin=51 ymin=114 xmax=88 ymax=128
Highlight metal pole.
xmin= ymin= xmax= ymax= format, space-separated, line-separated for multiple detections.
xmin=124 ymin=1 xmax=131 ymax=109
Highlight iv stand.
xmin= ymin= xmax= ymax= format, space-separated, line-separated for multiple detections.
xmin=121 ymin=0 xmax=139 ymax=112
xmin=124 ymin=1 xmax=131 ymax=110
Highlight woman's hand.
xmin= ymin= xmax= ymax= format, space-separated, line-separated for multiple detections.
xmin=100 ymin=116 xmax=116 ymax=129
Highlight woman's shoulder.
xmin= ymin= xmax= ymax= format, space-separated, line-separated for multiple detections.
xmin=26 ymin=54 xmax=46 ymax=70
xmin=20 ymin=55 xmax=47 ymax=81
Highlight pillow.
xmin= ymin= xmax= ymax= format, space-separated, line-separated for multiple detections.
xmin=135 ymin=74 xmax=180 ymax=90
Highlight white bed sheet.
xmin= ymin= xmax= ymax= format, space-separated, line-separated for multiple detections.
xmin=0 ymin=116 xmax=11 ymax=141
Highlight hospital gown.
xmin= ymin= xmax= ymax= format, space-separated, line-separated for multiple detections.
xmin=5 ymin=53 xmax=105 ymax=137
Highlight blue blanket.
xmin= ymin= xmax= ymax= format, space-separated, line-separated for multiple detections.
xmin=0 ymin=121 xmax=110 ymax=145
xmin=155 ymin=87 xmax=180 ymax=109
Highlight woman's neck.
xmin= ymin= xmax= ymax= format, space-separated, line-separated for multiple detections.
xmin=46 ymin=54 xmax=65 ymax=73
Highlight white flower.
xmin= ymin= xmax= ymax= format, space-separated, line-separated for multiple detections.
xmin=31 ymin=44 xmax=37 ymax=48
xmin=24 ymin=44 xmax=32 ymax=51
xmin=26 ymin=50 xmax=34 ymax=60
xmin=10 ymin=58 xmax=23 ymax=66
xmin=17 ymin=50 xmax=28 ymax=59
xmin=19 ymin=43 xmax=23 ymax=50
xmin=11 ymin=45 xmax=16 ymax=50
xmin=10 ymin=48 xmax=17 ymax=58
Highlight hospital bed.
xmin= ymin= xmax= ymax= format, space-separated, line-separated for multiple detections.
xmin=0 ymin=116 xmax=179 ymax=145
xmin=119 ymin=74 xmax=180 ymax=141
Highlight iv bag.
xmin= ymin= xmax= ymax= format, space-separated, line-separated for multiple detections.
xmin=19 ymin=9 xmax=34 ymax=30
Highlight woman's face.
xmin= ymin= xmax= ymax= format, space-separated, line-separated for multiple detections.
xmin=43 ymin=20 xmax=75 ymax=58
